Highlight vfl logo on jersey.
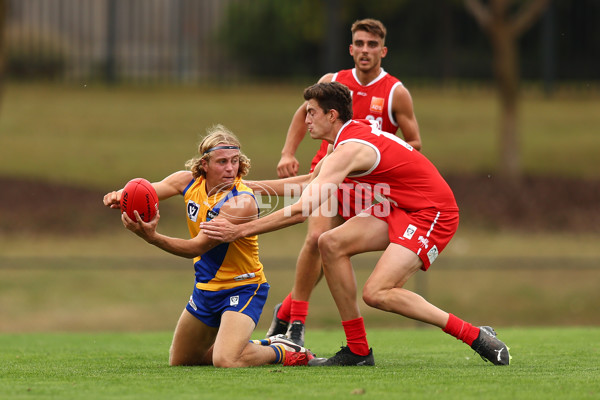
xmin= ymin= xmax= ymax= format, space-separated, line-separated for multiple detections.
xmin=403 ymin=224 xmax=417 ymax=240
xmin=187 ymin=201 xmax=199 ymax=222
xmin=427 ymin=245 xmax=439 ymax=264
xmin=206 ymin=209 xmax=218 ymax=221
xmin=369 ymin=97 xmax=384 ymax=114
xmin=230 ymin=295 xmax=239 ymax=307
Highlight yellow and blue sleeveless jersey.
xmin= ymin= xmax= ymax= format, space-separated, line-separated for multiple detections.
xmin=183 ymin=176 xmax=266 ymax=291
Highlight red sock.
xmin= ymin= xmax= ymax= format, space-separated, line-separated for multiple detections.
xmin=290 ymin=299 xmax=309 ymax=324
xmin=277 ymin=293 xmax=292 ymax=322
xmin=342 ymin=317 xmax=370 ymax=356
xmin=442 ymin=313 xmax=480 ymax=346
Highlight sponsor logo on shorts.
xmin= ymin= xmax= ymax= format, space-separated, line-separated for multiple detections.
xmin=418 ymin=235 xmax=429 ymax=249
xmin=230 ymin=295 xmax=239 ymax=307
xmin=187 ymin=201 xmax=199 ymax=222
xmin=403 ymin=224 xmax=417 ymax=240
xmin=427 ymin=245 xmax=439 ymax=264
xmin=188 ymin=295 xmax=198 ymax=311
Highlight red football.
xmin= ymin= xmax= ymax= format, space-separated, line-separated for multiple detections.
xmin=120 ymin=178 xmax=159 ymax=222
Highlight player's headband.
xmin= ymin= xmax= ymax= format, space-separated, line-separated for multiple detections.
xmin=203 ymin=145 xmax=240 ymax=155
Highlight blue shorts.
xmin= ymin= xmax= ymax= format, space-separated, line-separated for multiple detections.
xmin=186 ymin=283 xmax=270 ymax=328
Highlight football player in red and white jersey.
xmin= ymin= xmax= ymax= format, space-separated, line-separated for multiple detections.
xmin=269 ymin=19 xmax=421 ymax=346
xmin=201 ymin=82 xmax=511 ymax=367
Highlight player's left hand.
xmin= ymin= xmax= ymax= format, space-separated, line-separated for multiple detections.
xmin=200 ymin=218 xmax=240 ymax=243
xmin=122 ymin=210 xmax=160 ymax=242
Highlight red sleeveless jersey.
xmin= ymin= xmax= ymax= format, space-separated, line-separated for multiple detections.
xmin=334 ymin=119 xmax=458 ymax=213
xmin=333 ymin=68 xmax=401 ymax=134
xmin=311 ymin=68 xmax=403 ymax=170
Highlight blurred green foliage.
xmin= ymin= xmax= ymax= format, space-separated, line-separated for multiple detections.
xmin=217 ymin=0 xmax=600 ymax=81
xmin=218 ymin=0 xmax=326 ymax=78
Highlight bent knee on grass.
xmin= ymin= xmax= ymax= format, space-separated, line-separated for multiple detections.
xmin=212 ymin=355 xmax=241 ymax=368
xmin=212 ymin=347 xmax=266 ymax=368
xmin=169 ymin=341 xmax=213 ymax=366
xmin=169 ymin=354 xmax=205 ymax=366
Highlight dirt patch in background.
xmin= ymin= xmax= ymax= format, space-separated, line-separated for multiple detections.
xmin=0 ymin=176 xmax=112 ymax=235
xmin=444 ymin=174 xmax=600 ymax=232
xmin=1 ymin=175 xmax=599 ymax=235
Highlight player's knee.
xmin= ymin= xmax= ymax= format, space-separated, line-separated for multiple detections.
xmin=362 ymin=282 xmax=399 ymax=311
xmin=317 ymin=230 xmax=340 ymax=260
xmin=212 ymin=353 xmax=237 ymax=368
xmin=305 ymin=226 xmax=327 ymax=248
xmin=362 ymin=285 xmax=383 ymax=309
xmin=212 ymin=359 xmax=230 ymax=368
xmin=169 ymin=347 xmax=184 ymax=366
xmin=169 ymin=353 xmax=193 ymax=367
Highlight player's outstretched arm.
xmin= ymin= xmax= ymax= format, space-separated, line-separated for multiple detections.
xmin=245 ymin=173 xmax=312 ymax=196
xmin=103 ymin=171 xmax=192 ymax=210
xmin=152 ymin=171 xmax=193 ymax=200
xmin=125 ymin=191 xmax=257 ymax=259
xmin=201 ymin=142 xmax=370 ymax=242
xmin=256 ymin=146 xmax=329 ymax=195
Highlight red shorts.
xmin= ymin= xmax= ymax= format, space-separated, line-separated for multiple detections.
xmin=369 ymin=203 xmax=459 ymax=270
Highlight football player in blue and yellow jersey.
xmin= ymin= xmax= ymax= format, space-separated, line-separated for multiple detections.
xmin=103 ymin=125 xmax=314 ymax=367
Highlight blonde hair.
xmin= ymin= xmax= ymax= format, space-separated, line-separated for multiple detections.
xmin=185 ymin=124 xmax=251 ymax=179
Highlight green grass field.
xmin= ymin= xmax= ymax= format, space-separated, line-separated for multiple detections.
xmin=1 ymin=250 xmax=599 ymax=333
xmin=1 ymin=328 xmax=598 ymax=399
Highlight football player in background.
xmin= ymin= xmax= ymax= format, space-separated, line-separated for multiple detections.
xmin=270 ymin=18 xmax=421 ymax=346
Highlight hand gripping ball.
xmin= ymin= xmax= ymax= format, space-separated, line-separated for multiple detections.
xmin=120 ymin=178 xmax=159 ymax=222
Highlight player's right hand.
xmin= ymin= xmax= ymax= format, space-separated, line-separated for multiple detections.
xmin=103 ymin=190 xmax=122 ymax=209
xmin=122 ymin=209 xmax=160 ymax=242
xmin=277 ymin=154 xmax=299 ymax=178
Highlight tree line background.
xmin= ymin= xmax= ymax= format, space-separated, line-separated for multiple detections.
xmin=1 ymin=0 xmax=598 ymax=180
xmin=3 ymin=0 xmax=599 ymax=87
